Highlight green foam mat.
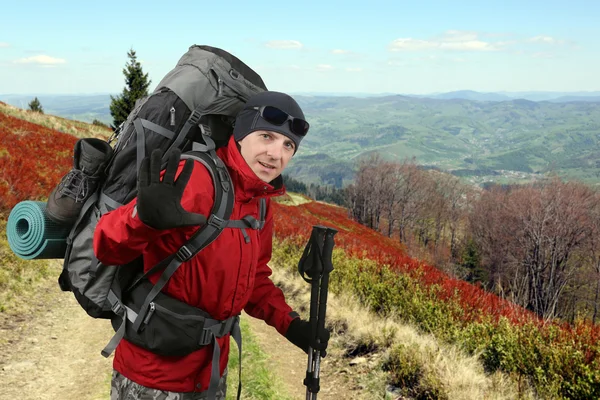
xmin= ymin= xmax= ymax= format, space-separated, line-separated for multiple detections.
xmin=6 ymin=201 xmax=72 ymax=260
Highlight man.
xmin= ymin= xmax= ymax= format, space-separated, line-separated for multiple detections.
xmin=93 ymin=91 xmax=329 ymax=399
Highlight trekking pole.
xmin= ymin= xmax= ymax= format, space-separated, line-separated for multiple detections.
xmin=298 ymin=225 xmax=338 ymax=400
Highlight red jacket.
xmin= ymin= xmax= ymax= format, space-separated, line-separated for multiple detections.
xmin=93 ymin=136 xmax=296 ymax=392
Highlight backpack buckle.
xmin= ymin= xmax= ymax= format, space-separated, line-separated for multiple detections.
xmin=188 ymin=110 xmax=202 ymax=126
xmin=199 ymin=326 xmax=212 ymax=346
xmin=217 ymin=319 xmax=230 ymax=336
xmin=216 ymin=167 xmax=230 ymax=192
xmin=111 ymin=301 xmax=123 ymax=315
xmin=175 ymin=245 xmax=193 ymax=262
xmin=242 ymin=216 xmax=260 ymax=230
xmin=208 ymin=214 xmax=227 ymax=229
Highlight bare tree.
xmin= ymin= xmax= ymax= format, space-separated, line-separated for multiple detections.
xmin=347 ymin=153 xmax=386 ymax=229
xmin=470 ymin=179 xmax=599 ymax=320
xmin=394 ymin=160 xmax=424 ymax=243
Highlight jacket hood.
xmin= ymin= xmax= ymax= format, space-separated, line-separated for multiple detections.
xmin=217 ymin=135 xmax=286 ymax=202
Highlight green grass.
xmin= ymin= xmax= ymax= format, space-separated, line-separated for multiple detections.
xmin=0 ymin=101 xmax=111 ymax=140
xmin=226 ymin=317 xmax=294 ymax=400
xmin=0 ymin=220 xmax=54 ymax=315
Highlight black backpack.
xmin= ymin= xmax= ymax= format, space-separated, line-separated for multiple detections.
xmin=58 ymin=45 xmax=267 ymax=399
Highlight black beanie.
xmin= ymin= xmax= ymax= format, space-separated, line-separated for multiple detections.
xmin=233 ymin=91 xmax=307 ymax=153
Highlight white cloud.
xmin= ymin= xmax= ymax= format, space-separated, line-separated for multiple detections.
xmin=0 ymin=42 xmax=9 ymax=48
xmin=389 ymin=38 xmax=438 ymax=51
xmin=264 ymin=40 xmax=303 ymax=49
xmin=345 ymin=67 xmax=363 ymax=72
xmin=316 ymin=64 xmax=334 ymax=71
xmin=528 ymin=35 xmax=567 ymax=45
xmin=439 ymin=40 xmax=497 ymax=51
xmin=14 ymin=55 xmax=66 ymax=65
xmin=389 ymin=30 xmax=504 ymax=52
xmin=332 ymin=49 xmax=351 ymax=54
xmin=440 ymin=30 xmax=479 ymax=42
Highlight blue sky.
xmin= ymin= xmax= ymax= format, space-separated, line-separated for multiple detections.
xmin=1 ymin=0 xmax=599 ymax=95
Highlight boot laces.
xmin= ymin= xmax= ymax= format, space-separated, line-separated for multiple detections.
xmin=58 ymin=169 xmax=95 ymax=202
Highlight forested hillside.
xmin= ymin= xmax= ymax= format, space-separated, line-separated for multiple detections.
xmin=290 ymin=96 xmax=600 ymax=186
xmin=3 ymin=94 xmax=600 ymax=187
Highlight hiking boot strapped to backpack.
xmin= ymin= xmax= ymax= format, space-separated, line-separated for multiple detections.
xmin=55 ymin=45 xmax=268 ymax=400
xmin=46 ymin=138 xmax=114 ymax=225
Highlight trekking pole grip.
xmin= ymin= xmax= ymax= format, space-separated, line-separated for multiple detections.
xmin=322 ymin=227 xmax=337 ymax=274
xmin=315 ymin=227 xmax=337 ymax=356
xmin=300 ymin=226 xmax=338 ymax=400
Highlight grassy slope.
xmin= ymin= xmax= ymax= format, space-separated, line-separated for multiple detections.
xmin=0 ymin=101 xmax=111 ymax=140
xmin=270 ymin=238 xmax=530 ymax=400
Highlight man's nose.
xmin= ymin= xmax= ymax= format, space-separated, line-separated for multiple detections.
xmin=267 ymin=144 xmax=282 ymax=160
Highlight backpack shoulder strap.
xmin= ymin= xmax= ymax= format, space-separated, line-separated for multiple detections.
xmin=227 ymin=198 xmax=266 ymax=227
xmin=128 ymin=143 xmax=234 ymax=333
xmin=101 ymin=137 xmax=233 ymax=354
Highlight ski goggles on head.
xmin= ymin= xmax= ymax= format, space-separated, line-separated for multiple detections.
xmin=249 ymin=106 xmax=310 ymax=136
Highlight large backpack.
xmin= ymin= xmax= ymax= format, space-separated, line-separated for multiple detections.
xmin=58 ymin=45 xmax=267 ymax=397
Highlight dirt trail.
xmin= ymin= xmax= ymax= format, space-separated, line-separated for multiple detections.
xmin=0 ymin=265 xmax=358 ymax=400
xmin=0 ymin=266 xmax=113 ymax=400
xmin=244 ymin=315 xmax=358 ymax=400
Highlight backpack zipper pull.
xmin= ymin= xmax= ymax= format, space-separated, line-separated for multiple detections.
xmin=170 ymin=107 xmax=176 ymax=126
xmin=217 ymin=77 xmax=223 ymax=96
xmin=143 ymin=302 xmax=156 ymax=325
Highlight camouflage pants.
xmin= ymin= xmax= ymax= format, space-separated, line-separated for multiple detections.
xmin=110 ymin=369 xmax=227 ymax=400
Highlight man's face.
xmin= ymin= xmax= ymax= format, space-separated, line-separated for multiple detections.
xmin=238 ymin=130 xmax=295 ymax=183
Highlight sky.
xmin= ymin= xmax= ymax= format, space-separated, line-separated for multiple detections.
xmin=1 ymin=0 xmax=600 ymax=95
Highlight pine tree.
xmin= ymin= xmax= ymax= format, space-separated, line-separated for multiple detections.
xmin=28 ymin=97 xmax=43 ymax=113
xmin=109 ymin=48 xmax=151 ymax=130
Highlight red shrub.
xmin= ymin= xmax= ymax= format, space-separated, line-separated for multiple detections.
xmin=0 ymin=112 xmax=77 ymax=212
xmin=273 ymin=201 xmax=536 ymax=325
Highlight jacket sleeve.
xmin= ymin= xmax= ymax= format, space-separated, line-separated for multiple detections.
xmin=244 ymin=203 xmax=298 ymax=336
xmin=93 ymin=197 xmax=164 ymax=265
xmin=93 ymin=160 xmax=213 ymax=266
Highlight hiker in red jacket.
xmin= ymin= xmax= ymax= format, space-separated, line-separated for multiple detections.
xmin=93 ymin=91 xmax=329 ymax=399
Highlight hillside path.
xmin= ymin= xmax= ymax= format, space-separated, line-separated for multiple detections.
xmin=244 ymin=314 xmax=356 ymax=400
xmin=0 ymin=265 xmax=113 ymax=400
xmin=0 ymin=263 xmax=358 ymax=400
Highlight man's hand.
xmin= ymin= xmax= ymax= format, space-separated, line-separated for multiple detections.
xmin=136 ymin=149 xmax=207 ymax=230
xmin=285 ymin=318 xmax=330 ymax=357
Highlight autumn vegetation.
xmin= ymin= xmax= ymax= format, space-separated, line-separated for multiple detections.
xmin=271 ymin=198 xmax=600 ymax=398
xmin=3 ymin=105 xmax=600 ymax=398
xmin=346 ymin=154 xmax=600 ymax=324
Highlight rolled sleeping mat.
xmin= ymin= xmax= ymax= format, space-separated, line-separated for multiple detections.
xmin=6 ymin=201 xmax=72 ymax=260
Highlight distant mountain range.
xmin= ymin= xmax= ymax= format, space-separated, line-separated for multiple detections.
xmin=2 ymin=91 xmax=600 ymax=187
xmin=0 ymin=94 xmax=112 ymax=124
xmin=292 ymin=90 xmax=600 ymax=103
xmin=289 ymin=95 xmax=600 ymax=187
